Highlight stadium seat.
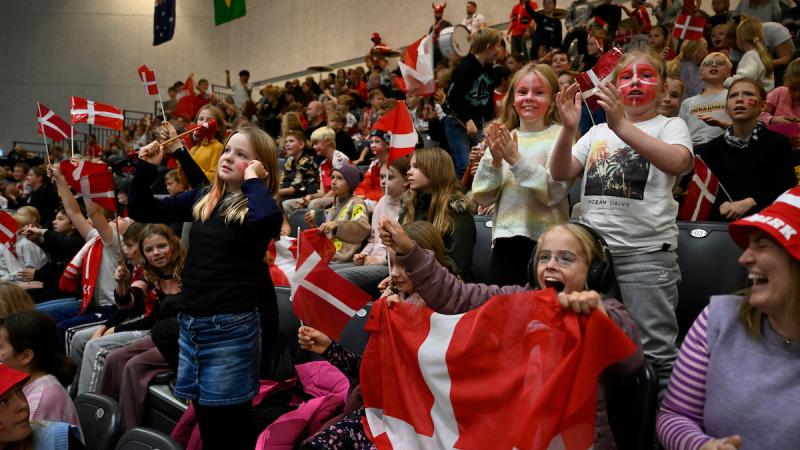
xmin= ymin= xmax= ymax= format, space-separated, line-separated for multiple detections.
xmin=75 ymin=393 xmax=124 ymax=450
xmin=675 ymin=221 xmax=747 ymax=343
xmin=114 ymin=427 xmax=182 ymax=450
xmin=472 ymin=215 xmax=493 ymax=284
xmin=288 ymin=208 xmax=324 ymax=237
xmin=339 ymin=302 xmax=372 ymax=356
xmin=605 ymin=359 xmax=659 ymax=450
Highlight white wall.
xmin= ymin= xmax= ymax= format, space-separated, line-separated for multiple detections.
xmin=0 ymin=0 xmax=734 ymax=152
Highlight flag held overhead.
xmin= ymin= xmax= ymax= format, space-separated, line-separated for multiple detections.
xmin=70 ymin=97 xmax=124 ymax=131
xmin=372 ymin=101 xmax=418 ymax=164
xmin=36 ymin=102 xmax=71 ymax=143
xmin=59 ymin=159 xmax=117 ymax=212
xmin=137 ymin=64 xmax=160 ymax=96
xmin=672 ymin=14 xmax=706 ymax=41
xmin=398 ymin=34 xmax=435 ymax=96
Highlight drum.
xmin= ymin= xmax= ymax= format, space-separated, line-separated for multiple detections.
xmin=438 ymin=25 xmax=470 ymax=58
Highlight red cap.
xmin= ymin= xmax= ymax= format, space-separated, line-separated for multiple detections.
xmin=433 ymin=3 xmax=446 ymax=14
xmin=0 ymin=364 xmax=30 ymax=397
xmin=729 ymin=186 xmax=800 ymax=261
xmin=371 ymin=32 xmax=382 ymax=42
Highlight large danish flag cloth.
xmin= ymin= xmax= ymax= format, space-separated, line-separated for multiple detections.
xmin=361 ymin=290 xmax=638 ymax=450
xmin=575 ymin=47 xmax=624 ymax=112
xmin=398 ymin=33 xmax=435 ymax=96
xmin=372 ymin=101 xmax=418 ymax=164
xmin=36 ymin=102 xmax=71 ymax=142
xmin=289 ymin=229 xmax=371 ymax=340
xmin=137 ymin=64 xmax=160 ymax=96
xmin=59 ymin=159 xmax=117 ymax=212
xmin=679 ymin=156 xmax=720 ymax=222
xmin=70 ymin=97 xmax=124 ymax=131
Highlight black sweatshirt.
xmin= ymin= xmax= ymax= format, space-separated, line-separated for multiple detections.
xmin=444 ymin=54 xmax=496 ymax=124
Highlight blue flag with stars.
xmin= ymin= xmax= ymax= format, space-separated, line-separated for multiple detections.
xmin=153 ymin=0 xmax=176 ymax=46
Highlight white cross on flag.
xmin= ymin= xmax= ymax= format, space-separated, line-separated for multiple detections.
xmin=137 ymin=64 xmax=160 ymax=96
xmin=59 ymin=159 xmax=117 ymax=212
xmin=268 ymin=235 xmax=297 ymax=288
xmin=0 ymin=212 xmax=18 ymax=257
xmin=679 ymin=156 xmax=719 ymax=221
xmin=672 ymin=14 xmax=706 ymax=41
xmin=361 ymin=291 xmax=638 ymax=450
xmin=70 ymin=97 xmax=124 ymax=131
xmin=372 ymin=101 xmax=418 ymax=164
xmin=397 ymin=33 xmax=435 ymax=97
xmin=575 ymin=47 xmax=624 ymax=112
xmin=36 ymin=102 xmax=71 ymax=142
xmin=290 ymin=229 xmax=371 ymax=340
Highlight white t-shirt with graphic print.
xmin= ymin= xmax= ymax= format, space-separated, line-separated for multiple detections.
xmin=572 ymin=115 xmax=693 ymax=256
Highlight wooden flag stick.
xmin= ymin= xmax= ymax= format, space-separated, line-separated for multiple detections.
xmin=113 ymin=211 xmax=125 ymax=264
xmin=159 ymin=127 xmax=195 ymax=148
xmin=70 ymin=126 xmax=74 ymax=159
xmin=157 ymin=91 xmax=168 ymax=123
xmin=581 ymin=92 xmax=596 ymax=128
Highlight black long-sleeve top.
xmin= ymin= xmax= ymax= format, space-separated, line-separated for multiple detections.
xmin=26 ymin=185 xmax=60 ymax=229
xmin=128 ymin=158 xmax=282 ymax=316
xmin=524 ymin=2 xmax=563 ymax=52
xmin=699 ymin=129 xmax=797 ymax=221
xmin=33 ymin=230 xmax=85 ymax=289
xmin=443 ymin=54 xmax=496 ymax=125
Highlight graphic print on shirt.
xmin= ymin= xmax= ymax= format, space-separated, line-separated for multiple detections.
xmin=465 ymin=73 xmax=494 ymax=110
xmin=584 ymin=140 xmax=650 ymax=199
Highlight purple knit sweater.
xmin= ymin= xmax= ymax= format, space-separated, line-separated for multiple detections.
xmin=657 ymin=295 xmax=800 ymax=450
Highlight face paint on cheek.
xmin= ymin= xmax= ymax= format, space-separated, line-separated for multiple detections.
xmin=236 ymin=161 xmax=249 ymax=173
xmin=617 ymin=63 xmax=659 ymax=107
xmin=746 ymin=98 xmax=758 ymax=108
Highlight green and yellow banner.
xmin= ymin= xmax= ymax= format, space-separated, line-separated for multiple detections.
xmin=214 ymin=0 xmax=246 ymax=26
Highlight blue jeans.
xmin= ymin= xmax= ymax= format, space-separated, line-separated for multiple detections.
xmin=175 ymin=310 xmax=261 ymax=406
xmin=443 ymin=116 xmax=482 ymax=178
xmin=36 ymin=299 xmax=117 ymax=351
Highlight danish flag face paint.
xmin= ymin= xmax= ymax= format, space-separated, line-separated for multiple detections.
xmin=617 ymin=63 xmax=660 ymax=107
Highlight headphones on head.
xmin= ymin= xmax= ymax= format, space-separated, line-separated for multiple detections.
xmin=527 ymin=223 xmax=616 ymax=293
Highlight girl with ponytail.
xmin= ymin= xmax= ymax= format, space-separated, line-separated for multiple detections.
xmin=725 ymin=16 xmax=775 ymax=92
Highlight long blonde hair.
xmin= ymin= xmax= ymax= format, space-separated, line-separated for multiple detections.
xmin=498 ymin=63 xmax=561 ymax=130
xmin=667 ymin=39 xmax=707 ymax=78
xmin=192 ymin=127 xmax=280 ymax=224
xmin=737 ymin=16 xmax=774 ymax=78
xmin=401 ymin=148 xmax=468 ymax=236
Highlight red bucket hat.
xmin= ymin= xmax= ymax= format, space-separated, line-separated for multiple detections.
xmin=729 ymin=186 xmax=800 ymax=261
xmin=0 ymin=364 xmax=30 ymax=397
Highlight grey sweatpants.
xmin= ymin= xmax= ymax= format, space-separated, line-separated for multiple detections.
xmin=613 ymin=250 xmax=681 ymax=394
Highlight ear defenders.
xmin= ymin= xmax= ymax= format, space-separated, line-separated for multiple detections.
xmin=527 ymin=223 xmax=616 ymax=293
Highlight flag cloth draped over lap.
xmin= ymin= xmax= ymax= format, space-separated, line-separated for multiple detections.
xmin=361 ymin=290 xmax=637 ymax=450
xmin=214 ymin=0 xmax=247 ymax=25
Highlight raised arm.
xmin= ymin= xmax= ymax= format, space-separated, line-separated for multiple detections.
xmin=551 ymin=83 xmax=586 ymax=180
xmin=128 ymin=141 xmax=199 ymax=224
xmin=49 ymin=165 xmax=94 ymax=241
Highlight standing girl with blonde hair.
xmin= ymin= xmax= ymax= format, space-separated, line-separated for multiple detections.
xmin=667 ymin=38 xmax=708 ymax=99
xmin=473 ymin=63 xmax=570 ymax=286
xmin=129 ymin=125 xmax=282 ymax=449
xmin=725 ymin=16 xmax=774 ymax=92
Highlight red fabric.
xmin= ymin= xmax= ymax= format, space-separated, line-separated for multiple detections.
xmin=70 ymin=97 xmax=124 ymax=131
xmin=36 ymin=102 xmax=71 ymax=142
xmin=679 ymin=156 xmax=720 ymax=221
xmin=729 ymin=186 xmax=800 ymax=260
xmin=59 ymin=235 xmax=103 ymax=314
xmin=372 ymin=101 xmax=418 ymax=164
xmin=0 ymin=212 xmax=18 ymax=256
xmin=268 ymin=236 xmax=298 ymax=288
xmin=193 ymin=92 xmax=211 ymax=115
xmin=59 ymin=159 xmax=117 ymax=212
xmin=175 ymin=75 xmax=196 ymax=121
xmin=398 ymin=34 xmax=435 ymax=96
xmin=575 ymin=47 xmax=624 ymax=112
xmin=190 ymin=119 xmax=218 ymax=144
xmin=672 ymin=14 xmax=706 ymax=41
xmin=352 ymin=80 xmax=368 ymax=102
xmin=509 ymin=2 xmax=536 ymax=37
xmin=354 ymin=160 xmax=384 ymax=201
xmin=631 ymin=5 xmax=651 ymax=33
xmin=290 ymin=229 xmax=371 ymax=341
xmin=137 ymin=64 xmax=159 ymax=96
xmin=361 ymin=290 xmax=637 ymax=450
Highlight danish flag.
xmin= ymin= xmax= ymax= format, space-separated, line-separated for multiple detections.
xmin=397 ymin=34 xmax=435 ymax=96
xmin=0 ymin=212 xmax=18 ymax=257
xmin=373 ymin=101 xmax=418 ymax=164
xmin=575 ymin=47 xmax=624 ymax=112
xmin=36 ymin=102 xmax=71 ymax=142
xmin=361 ymin=290 xmax=638 ymax=450
xmin=679 ymin=156 xmax=720 ymax=221
xmin=70 ymin=97 xmax=124 ymax=131
xmin=268 ymin=236 xmax=297 ymax=288
xmin=137 ymin=64 xmax=160 ymax=96
xmin=59 ymin=159 xmax=117 ymax=212
xmin=672 ymin=14 xmax=706 ymax=41
xmin=188 ymin=119 xmax=218 ymax=144
xmin=289 ymin=229 xmax=372 ymax=340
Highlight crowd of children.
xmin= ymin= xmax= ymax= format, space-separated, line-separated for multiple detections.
xmin=1 ymin=0 xmax=800 ymax=449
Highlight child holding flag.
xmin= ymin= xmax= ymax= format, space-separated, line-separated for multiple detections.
xmin=552 ymin=48 xmax=693 ymax=391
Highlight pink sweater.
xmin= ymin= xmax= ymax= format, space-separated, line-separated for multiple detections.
xmin=360 ymin=194 xmax=401 ymax=264
xmin=760 ymin=86 xmax=800 ymax=123
xmin=23 ymin=374 xmax=81 ymax=427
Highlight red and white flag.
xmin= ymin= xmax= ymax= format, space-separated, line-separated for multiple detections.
xmin=0 ymin=212 xmax=18 ymax=256
xmin=576 ymin=47 xmax=624 ymax=112
xmin=290 ymin=229 xmax=371 ymax=340
xmin=189 ymin=119 xmax=218 ymax=143
xmin=36 ymin=102 xmax=71 ymax=142
xmin=672 ymin=14 xmax=706 ymax=41
xmin=137 ymin=64 xmax=160 ymax=96
xmin=361 ymin=290 xmax=638 ymax=450
xmin=175 ymin=75 xmax=195 ymax=120
xmin=373 ymin=101 xmax=418 ymax=164
xmin=268 ymin=236 xmax=298 ymax=288
xmin=397 ymin=34 xmax=435 ymax=96
xmin=59 ymin=159 xmax=117 ymax=212
xmin=70 ymin=97 xmax=124 ymax=131
xmin=679 ymin=156 xmax=719 ymax=221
